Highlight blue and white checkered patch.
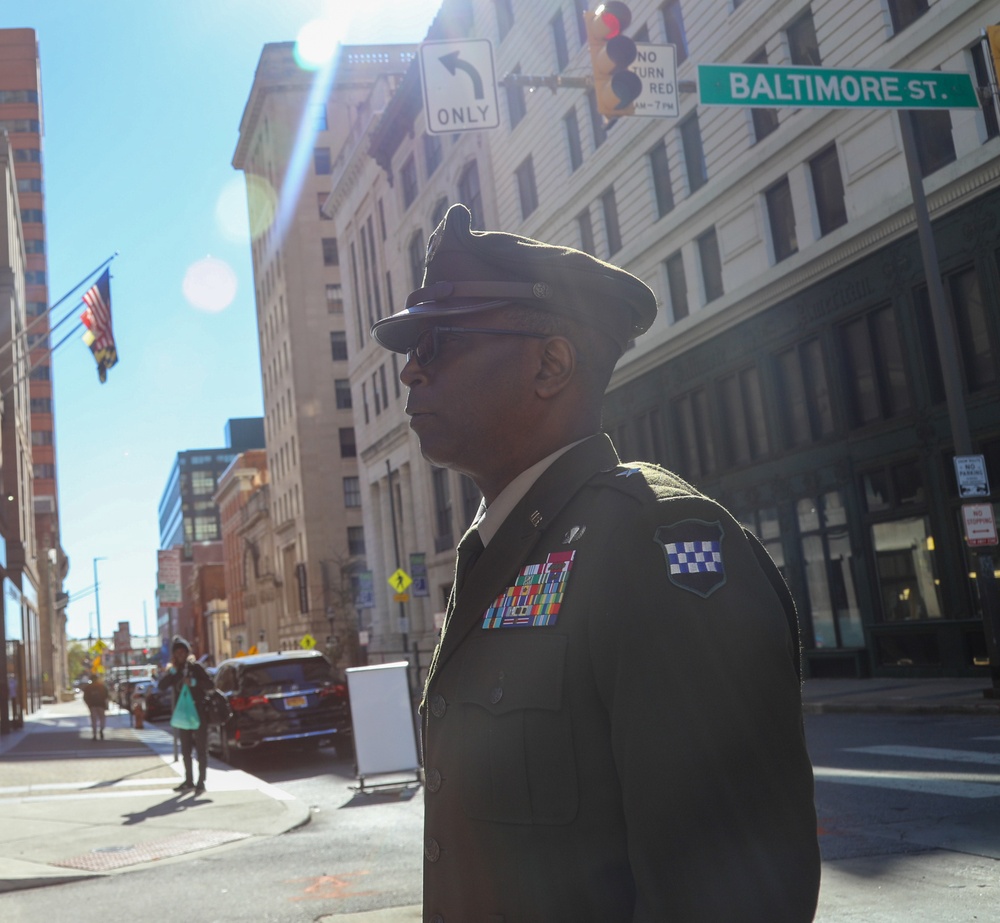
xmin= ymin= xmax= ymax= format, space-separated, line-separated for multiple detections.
xmin=654 ymin=520 xmax=727 ymax=598
xmin=665 ymin=541 xmax=723 ymax=574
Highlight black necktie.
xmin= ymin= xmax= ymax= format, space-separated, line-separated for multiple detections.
xmin=454 ymin=528 xmax=484 ymax=597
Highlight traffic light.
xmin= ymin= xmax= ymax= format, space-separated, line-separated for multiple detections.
xmin=586 ymin=3 xmax=642 ymax=117
xmin=987 ymin=26 xmax=1000 ymax=88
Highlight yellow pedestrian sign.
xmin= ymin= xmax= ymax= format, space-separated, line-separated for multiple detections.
xmin=300 ymin=633 xmax=317 ymax=650
xmin=388 ymin=569 xmax=412 ymax=593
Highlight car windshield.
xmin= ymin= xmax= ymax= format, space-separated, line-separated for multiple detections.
xmin=240 ymin=660 xmax=332 ymax=694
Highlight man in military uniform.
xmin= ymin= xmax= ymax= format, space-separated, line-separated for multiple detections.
xmin=371 ymin=204 xmax=820 ymax=922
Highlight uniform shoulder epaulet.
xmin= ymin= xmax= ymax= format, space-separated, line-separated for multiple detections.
xmin=594 ymin=461 xmax=702 ymax=504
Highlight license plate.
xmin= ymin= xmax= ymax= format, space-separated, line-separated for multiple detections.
xmin=285 ymin=696 xmax=307 ymax=709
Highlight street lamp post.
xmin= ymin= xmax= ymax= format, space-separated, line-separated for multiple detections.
xmin=93 ymin=557 xmax=107 ymax=644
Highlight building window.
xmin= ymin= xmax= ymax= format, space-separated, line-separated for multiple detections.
xmin=971 ymin=42 xmax=1000 ymax=141
xmin=17 ymin=178 xmax=43 ymax=193
xmin=839 ymin=306 xmax=911 ymax=427
xmin=552 ymin=11 xmax=570 ymax=71
xmin=326 ymin=283 xmax=343 ymax=313
xmin=432 ymin=467 xmax=454 ymax=551
xmin=765 ymin=176 xmax=798 ymax=263
xmin=31 ymin=429 xmax=53 ymax=445
xmin=25 ymin=270 xmax=46 ymax=285
xmin=408 ymin=232 xmax=425 ymax=288
xmin=564 ymin=108 xmax=583 ymax=172
xmin=347 ymin=525 xmax=366 ymax=556
xmin=664 ymin=250 xmax=688 ymax=322
xmin=660 ymin=1 xmax=688 ymax=64
xmin=494 ymin=0 xmax=515 ymax=41
xmin=810 ymin=145 xmax=848 ymax=236
xmin=632 ymin=408 xmax=666 ymax=463
xmin=679 ymin=113 xmax=708 ymax=193
xmin=774 ymin=338 xmax=835 ymax=446
xmin=401 ymin=155 xmax=419 ymax=208
xmin=30 ymin=397 xmax=52 ymax=413
xmin=20 ymin=209 xmax=44 ymax=224
xmin=930 ymin=265 xmax=998 ymax=394
xmin=909 ymin=110 xmax=956 ymax=177
xmin=25 ymin=239 xmax=45 ymax=256
xmin=313 ymin=147 xmax=332 ymax=174
xmin=29 ymin=365 xmax=50 ymax=381
xmin=322 ymin=237 xmax=339 ymax=266
xmin=718 ymin=366 xmax=770 ymax=465
xmin=601 ymin=187 xmax=622 ymax=256
xmin=343 ymin=476 xmax=361 ymax=508
xmin=424 ymin=133 xmax=442 ymax=175
xmin=787 ymin=8 xmax=822 ymax=65
xmin=13 ymin=148 xmax=42 ymax=162
xmin=587 ymin=89 xmax=607 ymax=148
xmin=330 ymin=331 xmax=348 ymax=361
xmin=191 ymin=470 xmax=216 ymax=495
xmin=339 ymin=428 xmax=357 ymax=458
xmin=27 ymin=301 xmax=46 ymax=316
xmin=748 ymin=48 xmax=779 ymax=142
xmin=27 ymin=333 xmax=48 ymax=348
xmin=313 ymin=105 xmax=328 ymax=130
xmin=887 ymin=0 xmax=928 ymax=36
xmin=335 ymin=379 xmax=352 ymax=409
xmin=649 ymin=139 xmax=674 ymax=218
xmin=372 ymin=371 xmax=380 ymax=414
xmin=577 ymin=208 xmax=595 ymax=254
xmin=458 ymin=161 xmax=484 ymax=228
xmin=697 ymin=228 xmax=723 ymax=303
xmin=671 ymin=388 xmax=716 ymax=478
xmin=515 ymin=156 xmax=538 ymax=219
xmin=317 ymin=193 xmax=331 ymax=219
xmin=506 ymin=67 xmax=527 ymax=128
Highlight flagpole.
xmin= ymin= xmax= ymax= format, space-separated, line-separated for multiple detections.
xmin=0 ymin=252 xmax=118 ymax=361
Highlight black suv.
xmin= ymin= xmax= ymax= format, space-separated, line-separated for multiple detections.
xmin=207 ymin=650 xmax=352 ymax=762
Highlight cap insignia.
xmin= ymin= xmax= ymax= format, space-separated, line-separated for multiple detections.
xmin=532 ymin=282 xmax=552 ymax=300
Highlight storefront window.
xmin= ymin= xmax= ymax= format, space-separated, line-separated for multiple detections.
xmin=797 ymin=492 xmax=863 ymax=648
xmin=872 ymin=517 xmax=942 ymax=621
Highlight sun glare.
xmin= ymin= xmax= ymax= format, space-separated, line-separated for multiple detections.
xmin=294 ymin=18 xmax=346 ymax=70
xmin=182 ymin=256 xmax=238 ymax=313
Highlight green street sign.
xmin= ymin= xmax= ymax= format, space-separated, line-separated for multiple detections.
xmin=698 ymin=64 xmax=979 ymax=110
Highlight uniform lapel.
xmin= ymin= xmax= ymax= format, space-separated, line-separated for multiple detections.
xmin=429 ymin=435 xmax=620 ymax=678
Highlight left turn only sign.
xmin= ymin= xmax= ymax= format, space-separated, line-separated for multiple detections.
xmin=420 ymin=39 xmax=500 ymax=135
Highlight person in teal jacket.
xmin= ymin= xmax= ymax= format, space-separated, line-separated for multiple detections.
xmin=158 ymin=635 xmax=214 ymax=795
xmin=371 ymin=204 xmax=820 ymax=922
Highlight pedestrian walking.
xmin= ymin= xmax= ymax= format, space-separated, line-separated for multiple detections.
xmin=158 ymin=635 xmax=214 ymax=795
xmin=371 ymin=204 xmax=821 ymax=922
xmin=81 ymin=673 xmax=108 ymax=740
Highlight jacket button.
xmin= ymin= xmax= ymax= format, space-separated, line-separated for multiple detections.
xmin=489 ymin=686 xmax=503 ymax=704
xmin=429 ymin=694 xmax=447 ymax=718
xmin=424 ymin=836 xmax=441 ymax=862
xmin=426 ymin=768 xmax=442 ymax=792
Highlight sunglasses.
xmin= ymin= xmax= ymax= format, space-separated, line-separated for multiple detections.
xmin=406 ymin=326 xmax=550 ymax=368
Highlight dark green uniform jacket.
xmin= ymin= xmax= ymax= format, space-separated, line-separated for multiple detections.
xmin=421 ymin=434 xmax=820 ymax=922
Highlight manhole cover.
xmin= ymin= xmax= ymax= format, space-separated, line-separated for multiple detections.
xmin=55 ymin=830 xmax=250 ymax=871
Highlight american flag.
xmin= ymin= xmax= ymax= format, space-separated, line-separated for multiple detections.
xmin=79 ymin=269 xmax=118 ymax=382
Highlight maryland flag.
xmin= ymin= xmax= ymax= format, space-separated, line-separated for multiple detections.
xmin=80 ymin=269 xmax=118 ymax=383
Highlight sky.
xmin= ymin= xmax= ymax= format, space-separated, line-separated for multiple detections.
xmin=0 ymin=0 xmax=445 ymax=643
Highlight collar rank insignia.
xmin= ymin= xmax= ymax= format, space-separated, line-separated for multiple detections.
xmin=482 ymin=551 xmax=576 ymax=629
xmin=654 ymin=520 xmax=726 ymax=598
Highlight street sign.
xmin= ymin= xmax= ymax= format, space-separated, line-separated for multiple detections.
xmin=393 ymin=592 xmax=410 ymax=603
xmin=962 ymin=503 xmax=998 ymax=547
xmin=388 ymin=569 xmax=412 ymax=593
xmin=954 ymin=455 xmax=991 ymax=498
xmin=631 ymin=44 xmax=678 ymax=117
xmin=409 ymin=553 xmax=429 ymax=597
xmin=419 ymin=39 xmax=500 ymax=135
xmin=299 ymin=633 xmax=317 ymax=650
xmin=698 ymin=64 xmax=979 ymax=110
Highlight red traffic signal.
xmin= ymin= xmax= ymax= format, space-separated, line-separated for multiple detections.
xmin=586 ymin=4 xmax=643 ymax=117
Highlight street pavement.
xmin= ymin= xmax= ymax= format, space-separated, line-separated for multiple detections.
xmin=1 ymin=676 xmax=997 ymax=921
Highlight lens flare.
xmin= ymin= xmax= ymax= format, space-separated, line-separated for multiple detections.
xmin=182 ymin=256 xmax=238 ymax=313
xmin=243 ymin=174 xmax=278 ymax=241
xmin=215 ymin=176 xmax=251 ymax=243
xmin=294 ymin=18 xmax=343 ymax=70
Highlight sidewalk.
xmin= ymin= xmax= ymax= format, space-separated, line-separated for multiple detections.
xmin=0 ymin=696 xmax=309 ymax=894
xmin=1 ymin=677 xmax=998 ymax=916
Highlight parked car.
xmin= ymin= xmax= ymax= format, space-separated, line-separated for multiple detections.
xmin=134 ymin=679 xmax=172 ymax=721
xmin=207 ymin=650 xmax=352 ymax=763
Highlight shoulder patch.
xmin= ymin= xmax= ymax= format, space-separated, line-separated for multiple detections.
xmin=654 ymin=519 xmax=726 ymax=598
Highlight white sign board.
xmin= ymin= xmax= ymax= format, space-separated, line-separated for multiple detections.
xmin=632 ymin=44 xmax=678 ymax=117
xmin=420 ymin=39 xmax=500 ymax=135
xmin=954 ymin=455 xmax=990 ymax=498
xmin=962 ymin=503 xmax=998 ymax=547
xmin=346 ymin=662 xmax=420 ymax=786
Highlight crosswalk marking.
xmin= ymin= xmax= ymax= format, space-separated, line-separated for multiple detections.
xmin=845 ymin=745 xmax=1000 ymax=766
xmin=813 ymin=766 xmax=1000 ymax=799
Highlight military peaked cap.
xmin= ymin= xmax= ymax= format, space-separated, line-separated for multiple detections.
xmin=370 ymin=204 xmax=657 ymax=355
